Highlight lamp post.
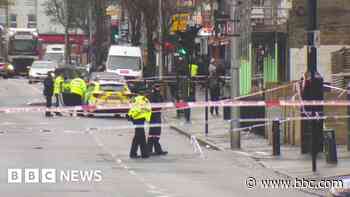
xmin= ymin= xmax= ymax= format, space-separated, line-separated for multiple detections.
xmin=230 ymin=0 xmax=241 ymax=149
xmin=158 ymin=0 xmax=163 ymax=80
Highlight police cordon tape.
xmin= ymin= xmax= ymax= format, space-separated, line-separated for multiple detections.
xmin=2 ymin=99 xmax=350 ymax=114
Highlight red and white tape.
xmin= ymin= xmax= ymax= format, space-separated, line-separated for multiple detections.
xmin=1 ymin=99 xmax=350 ymax=114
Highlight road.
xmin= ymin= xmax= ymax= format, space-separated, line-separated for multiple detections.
xmin=0 ymin=78 xmax=313 ymax=197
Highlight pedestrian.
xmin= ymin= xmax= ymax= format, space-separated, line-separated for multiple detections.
xmin=208 ymin=72 xmax=221 ymax=116
xmin=127 ymin=94 xmax=152 ymax=159
xmin=69 ymin=74 xmax=87 ymax=106
xmin=53 ymin=72 xmax=64 ymax=116
xmin=43 ymin=71 xmax=54 ymax=117
xmin=209 ymin=58 xmax=216 ymax=77
xmin=148 ymin=84 xmax=168 ymax=156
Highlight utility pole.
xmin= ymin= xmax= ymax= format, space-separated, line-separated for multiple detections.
xmin=88 ymin=0 xmax=93 ymax=64
xmin=5 ymin=1 xmax=9 ymax=28
xmin=158 ymin=0 xmax=163 ymax=79
xmin=230 ymin=0 xmax=240 ymax=149
xmin=306 ymin=0 xmax=322 ymax=172
xmin=64 ymin=0 xmax=70 ymax=65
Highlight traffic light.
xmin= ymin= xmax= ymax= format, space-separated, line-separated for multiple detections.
xmin=178 ymin=47 xmax=188 ymax=56
xmin=175 ymin=26 xmax=202 ymax=56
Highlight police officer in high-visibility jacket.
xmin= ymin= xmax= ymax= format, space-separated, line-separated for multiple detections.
xmin=53 ymin=73 xmax=64 ymax=115
xmin=128 ymin=94 xmax=152 ymax=158
xmin=189 ymin=63 xmax=198 ymax=77
xmin=69 ymin=75 xmax=87 ymax=106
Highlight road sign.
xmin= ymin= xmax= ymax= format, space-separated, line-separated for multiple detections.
xmin=171 ymin=13 xmax=190 ymax=33
xmin=314 ymin=30 xmax=320 ymax=47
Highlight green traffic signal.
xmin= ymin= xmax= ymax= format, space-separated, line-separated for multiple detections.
xmin=178 ymin=48 xmax=188 ymax=56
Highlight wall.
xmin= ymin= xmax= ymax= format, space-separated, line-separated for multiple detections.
xmin=0 ymin=0 xmax=65 ymax=33
xmin=290 ymin=45 xmax=350 ymax=82
xmin=288 ymin=0 xmax=350 ymax=82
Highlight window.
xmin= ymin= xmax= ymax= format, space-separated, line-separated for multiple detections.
xmin=10 ymin=14 xmax=17 ymax=28
xmin=27 ymin=14 xmax=37 ymax=28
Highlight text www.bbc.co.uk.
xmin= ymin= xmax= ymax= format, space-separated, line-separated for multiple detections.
xmin=245 ymin=177 xmax=344 ymax=190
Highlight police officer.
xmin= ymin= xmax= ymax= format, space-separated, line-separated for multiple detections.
xmin=53 ymin=72 xmax=64 ymax=115
xmin=62 ymin=73 xmax=71 ymax=106
xmin=128 ymin=94 xmax=152 ymax=159
xmin=43 ymin=71 xmax=54 ymax=117
xmin=69 ymin=74 xmax=87 ymax=106
xmin=148 ymin=84 xmax=168 ymax=155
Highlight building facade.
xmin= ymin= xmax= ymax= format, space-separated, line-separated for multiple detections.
xmin=0 ymin=0 xmax=65 ymax=34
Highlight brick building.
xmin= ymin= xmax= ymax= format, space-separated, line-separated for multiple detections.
xmin=288 ymin=0 xmax=350 ymax=82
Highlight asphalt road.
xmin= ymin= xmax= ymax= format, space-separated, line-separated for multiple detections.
xmin=0 ymin=78 xmax=313 ymax=197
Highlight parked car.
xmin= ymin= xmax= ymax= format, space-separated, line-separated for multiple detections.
xmin=28 ymin=61 xmax=58 ymax=83
xmin=0 ymin=58 xmax=15 ymax=78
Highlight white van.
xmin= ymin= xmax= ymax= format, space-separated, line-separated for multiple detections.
xmin=106 ymin=45 xmax=143 ymax=78
xmin=43 ymin=44 xmax=65 ymax=65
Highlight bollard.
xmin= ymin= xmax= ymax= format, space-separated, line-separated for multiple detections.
xmin=324 ymin=129 xmax=338 ymax=164
xmin=223 ymin=99 xmax=231 ymax=120
xmin=272 ymin=120 xmax=281 ymax=156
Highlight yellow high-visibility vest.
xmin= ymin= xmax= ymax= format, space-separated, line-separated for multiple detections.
xmin=189 ymin=64 xmax=198 ymax=77
xmin=53 ymin=76 xmax=64 ymax=95
xmin=128 ymin=95 xmax=152 ymax=122
xmin=70 ymin=78 xmax=87 ymax=97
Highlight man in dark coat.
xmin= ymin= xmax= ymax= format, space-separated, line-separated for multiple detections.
xmin=148 ymin=83 xmax=168 ymax=155
xmin=209 ymin=73 xmax=221 ymax=116
xmin=43 ymin=71 xmax=54 ymax=117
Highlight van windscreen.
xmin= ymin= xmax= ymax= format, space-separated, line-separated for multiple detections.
xmin=107 ymin=56 xmax=140 ymax=70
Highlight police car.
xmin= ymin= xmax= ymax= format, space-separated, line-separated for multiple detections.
xmin=84 ymin=72 xmax=132 ymax=115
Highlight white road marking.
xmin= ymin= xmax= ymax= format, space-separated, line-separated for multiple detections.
xmin=233 ymin=151 xmax=252 ymax=157
xmin=129 ymin=170 xmax=136 ymax=175
xmin=90 ymin=130 xmax=173 ymax=197
xmin=255 ymin=151 xmax=270 ymax=156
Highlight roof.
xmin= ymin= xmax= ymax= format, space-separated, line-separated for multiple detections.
xmin=32 ymin=60 xmax=57 ymax=64
xmin=90 ymin=72 xmax=125 ymax=81
xmin=108 ymin=45 xmax=142 ymax=57
xmin=97 ymin=80 xmax=126 ymax=85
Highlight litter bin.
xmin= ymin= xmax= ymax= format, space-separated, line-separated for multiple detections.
xmin=324 ymin=129 xmax=338 ymax=164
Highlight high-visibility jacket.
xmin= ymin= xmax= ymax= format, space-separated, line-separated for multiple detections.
xmin=189 ymin=64 xmax=198 ymax=77
xmin=70 ymin=77 xmax=87 ymax=97
xmin=128 ymin=95 xmax=152 ymax=122
xmin=53 ymin=76 xmax=64 ymax=95
xmin=62 ymin=80 xmax=71 ymax=93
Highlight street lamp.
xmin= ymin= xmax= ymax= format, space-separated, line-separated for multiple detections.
xmin=230 ymin=0 xmax=241 ymax=150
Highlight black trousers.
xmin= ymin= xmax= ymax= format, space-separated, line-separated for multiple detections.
xmin=70 ymin=94 xmax=82 ymax=106
xmin=210 ymin=91 xmax=220 ymax=115
xmin=45 ymin=95 xmax=52 ymax=116
xmin=148 ymin=112 xmax=163 ymax=153
xmin=63 ymin=93 xmax=82 ymax=106
xmin=55 ymin=94 xmax=60 ymax=107
xmin=130 ymin=119 xmax=148 ymax=157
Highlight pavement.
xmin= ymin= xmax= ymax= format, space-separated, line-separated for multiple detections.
xmin=0 ymin=77 xmax=315 ymax=196
xmin=166 ymin=104 xmax=350 ymax=194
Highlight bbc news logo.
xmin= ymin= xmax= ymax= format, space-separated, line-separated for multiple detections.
xmin=8 ymin=169 xmax=102 ymax=184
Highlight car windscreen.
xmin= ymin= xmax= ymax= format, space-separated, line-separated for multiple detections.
xmin=107 ymin=56 xmax=141 ymax=70
xmin=32 ymin=62 xmax=56 ymax=68
xmin=43 ymin=53 xmax=64 ymax=64
xmin=100 ymin=84 xmax=125 ymax=92
xmin=11 ymin=40 xmax=36 ymax=52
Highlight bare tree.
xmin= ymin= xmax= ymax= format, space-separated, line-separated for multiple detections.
xmin=120 ymin=0 xmax=142 ymax=46
xmin=43 ymin=0 xmax=92 ymax=33
xmin=44 ymin=0 xmax=109 ymax=66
